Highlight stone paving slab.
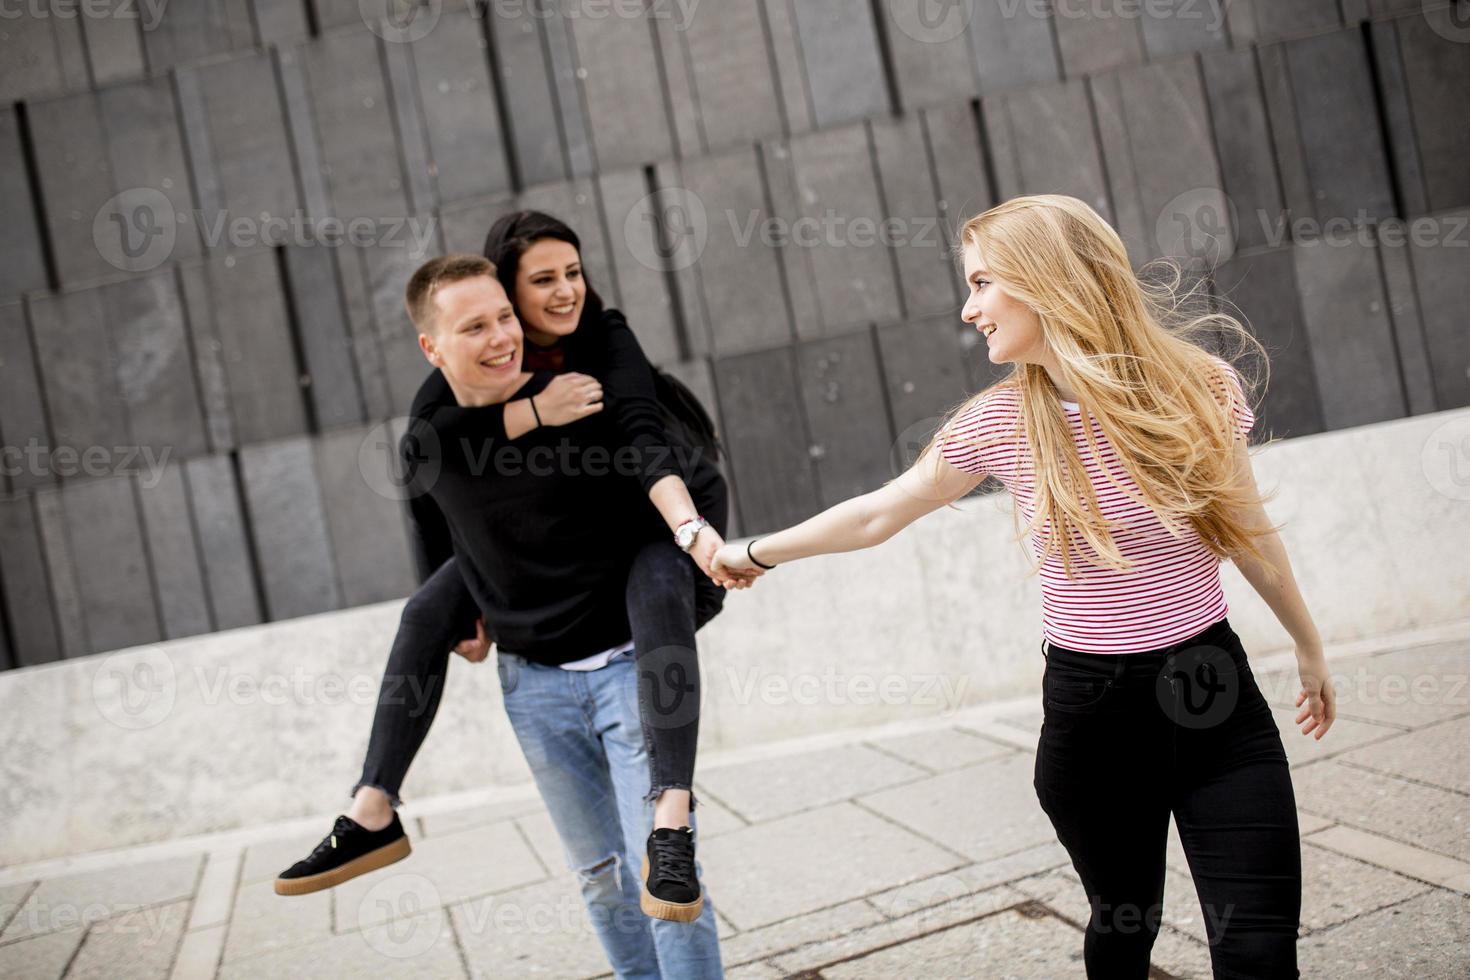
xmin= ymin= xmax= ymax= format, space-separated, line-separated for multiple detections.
xmin=767 ymin=885 xmax=1030 ymax=975
xmin=217 ymin=908 xmax=464 ymax=980
xmin=1307 ymin=825 xmax=1470 ymax=895
xmin=718 ymin=899 xmax=885 ymax=968
xmin=693 ymin=743 xmax=928 ymax=823
xmin=700 ymin=801 xmax=964 ymax=931
xmin=449 ymin=876 xmax=608 ymax=979
xmin=1268 ymin=705 xmax=1402 ymax=768
xmin=65 ymin=899 xmax=189 ymax=980
xmin=415 ymin=795 xmax=546 ymax=840
xmin=819 ymin=904 xmax=1086 ymax=979
xmin=1298 ymin=843 xmax=1431 ymax=934
xmin=187 ymin=850 xmax=239 ymax=933
xmin=865 ymin=727 xmax=1015 ymax=772
xmin=858 ymin=754 xmax=1054 ymax=863
xmin=1148 ymin=923 xmax=1215 ymax=979
xmin=170 ymin=923 xmax=226 ymax=980
xmin=992 ymin=708 xmax=1043 ymax=736
xmin=1010 ymin=869 xmax=1090 ymax=926
xmin=511 ymin=811 xmax=564 ymax=877
xmin=1297 ymin=888 xmax=1470 ymax=978
xmin=864 ymin=841 xmax=1071 ymax=920
xmin=1331 ymin=715 xmax=1470 ymax=795
xmin=1256 ymin=641 xmax=1470 ymax=729
xmin=330 ymin=821 xmax=546 ymax=930
xmin=0 ymin=926 xmax=83 ymax=980
xmin=0 ymin=854 xmax=200 ymax=943
xmin=0 ymin=880 xmax=33 ymax=932
xmin=1292 ymin=760 xmax=1470 ymax=862
xmin=724 ymin=963 xmax=784 ymax=979
xmin=688 ymin=789 xmax=749 ymax=840
xmin=221 ymin=877 xmax=329 ymax=964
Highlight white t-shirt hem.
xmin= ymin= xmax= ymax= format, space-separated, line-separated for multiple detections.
xmin=558 ymin=640 xmax=635 ymax=671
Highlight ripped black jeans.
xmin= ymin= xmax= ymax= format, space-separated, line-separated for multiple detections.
xmin=353 ymin=538 xmax=725 ymax=808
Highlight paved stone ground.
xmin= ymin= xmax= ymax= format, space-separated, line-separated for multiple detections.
xmin=2 ymin=633 xmax=1467 ymax=978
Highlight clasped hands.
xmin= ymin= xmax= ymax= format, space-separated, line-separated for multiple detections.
xmin=690 ymin=529 xmax=765 ymax=591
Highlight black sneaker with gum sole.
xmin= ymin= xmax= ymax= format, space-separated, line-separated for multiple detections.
xmin=274 ymin=814 xmax=411 ymax=896
xmin=640 ymin=826 xmax=703 ymax=922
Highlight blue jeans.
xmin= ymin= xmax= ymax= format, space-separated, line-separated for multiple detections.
xmin=496 ymin=648 xmax=723 ymax=980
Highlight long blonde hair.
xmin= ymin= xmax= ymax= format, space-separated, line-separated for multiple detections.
xmin=932 ymin=194 xmax=1271 ymax=578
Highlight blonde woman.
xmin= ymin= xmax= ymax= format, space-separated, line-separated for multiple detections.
xmin=714 ymin=195 xmax=1335 ymax=978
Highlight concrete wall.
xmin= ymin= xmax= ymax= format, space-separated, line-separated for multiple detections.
xmin=3 ymin=406 xmax=1467 ymax=865
xmin=2 ymin=2 xmax=1469 ymax=669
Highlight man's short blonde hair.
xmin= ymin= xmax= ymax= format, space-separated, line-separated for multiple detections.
xmin=404 ymin=254 xmax=499 ymax=334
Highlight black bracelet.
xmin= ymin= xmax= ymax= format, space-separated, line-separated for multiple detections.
xmin=747 ymin=539 xmax=776 ymax=570
xmin=529 ymin=396 xmax=542 ymax=428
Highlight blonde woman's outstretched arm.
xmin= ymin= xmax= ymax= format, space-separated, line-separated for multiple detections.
xmin=1226 ymin=440 xmax=1336 ymax=740
xmin=711 ymin=450 xmax=985 ymax=575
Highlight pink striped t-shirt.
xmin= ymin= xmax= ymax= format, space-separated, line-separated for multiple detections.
xmin=939 ymin=363 xmax=1255 ymax=654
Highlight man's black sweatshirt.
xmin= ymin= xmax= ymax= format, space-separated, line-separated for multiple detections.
xmin=401 ymin=366 xmax=678 ymax=664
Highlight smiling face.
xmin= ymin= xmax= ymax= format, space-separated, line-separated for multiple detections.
xmin=960 ymin=240 xmax=1049 ymax=368
xmin=514 ymin=238 xmax=585 ymax=347
xmin=418 ymin=275 xmax=524 ymax=406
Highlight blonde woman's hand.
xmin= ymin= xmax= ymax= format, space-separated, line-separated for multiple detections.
xmin=711 ymin=543 xmax=764 ymax=589
xmin=1294 ymin=647 xmax=1335 ymax=739
xmin=533 ymin=372 xmax=603 ymax=426
xmin=453 ymin=618 xmax=492 ymax=663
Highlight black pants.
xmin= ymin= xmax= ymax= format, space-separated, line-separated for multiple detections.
xmin=354 ymin=537 xmax=726 ymax=808
xmin=1034 ymin=618 xmax=1301 ymax=980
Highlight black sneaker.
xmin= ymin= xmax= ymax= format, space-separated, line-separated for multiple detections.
xmin=640 ymin=826 xmax=703 ymax=922
xmin=274 ymin=814 xmax=411 ymax=896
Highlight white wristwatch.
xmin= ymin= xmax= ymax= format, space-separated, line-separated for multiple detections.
xmin=674 ymin=516 xmax=710 ymax=552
